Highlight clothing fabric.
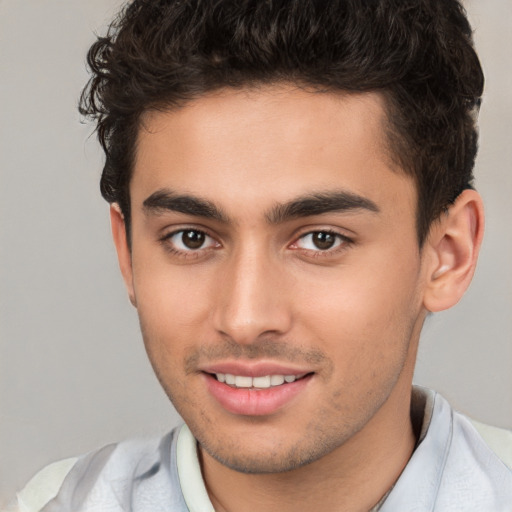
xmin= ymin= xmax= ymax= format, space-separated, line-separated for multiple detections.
xmin=10 ymin=387 xmax=512 ymax=511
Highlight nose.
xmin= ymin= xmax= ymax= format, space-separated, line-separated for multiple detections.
xmin=212 ymin=245 xmax=293 ymax=344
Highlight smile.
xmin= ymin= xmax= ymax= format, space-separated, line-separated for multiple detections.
xmin=204 ymin=370 xmax=314 ymax=416
xmin=214 ymin=373 xmax=306 ymax=389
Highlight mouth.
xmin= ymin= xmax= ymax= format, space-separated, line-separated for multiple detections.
xmin=202 ymin=366 xmax=314 ymax=416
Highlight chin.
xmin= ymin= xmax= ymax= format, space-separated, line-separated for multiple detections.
xmin=195 ymin=419 xmax=354 ymax=475
xmin=201 ymin=443 xmax=323 ymax=474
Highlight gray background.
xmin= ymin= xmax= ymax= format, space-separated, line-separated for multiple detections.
xmin=1 ymin=0 xmax=511 ymax=505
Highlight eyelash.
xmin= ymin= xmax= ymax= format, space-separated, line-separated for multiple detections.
xmin=159 ymin=228 xmax=219 ymax=259
xmin=291 ymin=230 xmax=353 ymax=257
xmin=159 ymin=228 xmax=353 ymax=259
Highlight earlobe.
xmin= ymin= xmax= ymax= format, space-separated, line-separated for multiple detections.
xmin=423 ymin=189 xmax=484 ymax=313
xmin=110 ymin=204 xmax=137 ymax=307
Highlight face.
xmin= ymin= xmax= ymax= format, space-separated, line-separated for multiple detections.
xmin=117 ymin=85 xmax=430 ymax=474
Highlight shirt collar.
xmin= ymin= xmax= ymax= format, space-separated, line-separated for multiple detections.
xmin=175 ymin=387 xmax=461 ymax=512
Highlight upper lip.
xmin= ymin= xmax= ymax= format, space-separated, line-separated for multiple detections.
xmin=200 ymin=361 xmax=314 ymax=378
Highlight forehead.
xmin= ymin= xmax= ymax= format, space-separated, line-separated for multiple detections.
xmin=131 ymin=85 xmax=415 ymax=221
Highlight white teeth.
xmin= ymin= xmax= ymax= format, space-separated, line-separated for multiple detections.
xmin=234 ymin=376 xmax=253 ymax=388
xmin=252 ymin=376 xmax=271 ymax=388
xmin=215 ymin=373 xmax=303 ymax=388
xmin=270 ymin=375 xmax=285 ymax=386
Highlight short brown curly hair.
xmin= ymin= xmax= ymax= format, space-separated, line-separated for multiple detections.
xmin=80 ymin=0 xmax=484 ymax=245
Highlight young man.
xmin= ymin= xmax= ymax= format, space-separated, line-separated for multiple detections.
xmin=11 ymin=0 xmax=512 ymax=511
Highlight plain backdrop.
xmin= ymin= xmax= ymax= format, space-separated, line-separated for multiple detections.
xmin=1 ymin=0 xmax=511 ymax=504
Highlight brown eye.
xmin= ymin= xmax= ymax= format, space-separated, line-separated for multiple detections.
xmin=165 ymin=229 xmax=217 ymax=252
xmin=295 ymin=231 xmax=345 ymax=252
xmin=311 ymin=232 xmax=336 ymax=250
xmin=182 ymin=230 xmax=206 ymax=249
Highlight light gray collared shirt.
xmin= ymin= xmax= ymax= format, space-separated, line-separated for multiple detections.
xmin=12 ymin=387 xmax=512 ymax=511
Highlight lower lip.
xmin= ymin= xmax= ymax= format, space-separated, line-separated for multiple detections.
xmin=204 ymin=373 xmax=313 ymax=416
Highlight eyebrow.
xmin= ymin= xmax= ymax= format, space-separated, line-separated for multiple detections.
xmin=142 ymin=188 xmax=379 ymax=224
xmin=143 ymin=189 xmax=228 ymax=222
xmin=267 ymin=191 xmax=380 ymax=224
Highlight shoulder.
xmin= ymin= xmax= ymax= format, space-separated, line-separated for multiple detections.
xmin=468 ymin=418 xmax=512 ymax=470
xmin=415 ymin=387 xmax=512 ymax=473
xmin=381 ymin=389 xmax=512 ymax=511
xmin=8 ymin=458 xmax=78 ymax=512
xmin=436 ymin=405 xmax=512 ymax=508
xmin=8 ymin=429 xmax=182 ymax=512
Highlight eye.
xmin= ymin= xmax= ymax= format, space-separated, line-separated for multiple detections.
xmin=295 ymin=231 xmax=346 ymax=252
xmin=164 ymin=229 xmax=218 ymax=252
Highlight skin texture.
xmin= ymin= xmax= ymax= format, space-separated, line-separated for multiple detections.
xmin=111 ymin=85 xmax=484 ymax=512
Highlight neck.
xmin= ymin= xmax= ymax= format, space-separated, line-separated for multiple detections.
xmin=200 ymin=379 xmax=417 ymax=512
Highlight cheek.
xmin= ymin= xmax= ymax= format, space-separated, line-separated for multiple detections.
xmin=134 ymin=252 xmax=213 ymax=321
xmin=297 ymin=250 xmax=423 ymax=364
xmin=131 ymin=259 xmax=217 ymax=369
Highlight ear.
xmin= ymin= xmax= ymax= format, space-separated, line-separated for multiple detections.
xmin=423 ymin=189 xmax=484 ymax=312
xmin=110 ymin=204 xmax=137 ymax=307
